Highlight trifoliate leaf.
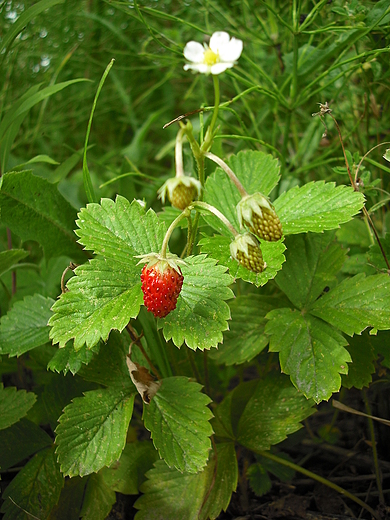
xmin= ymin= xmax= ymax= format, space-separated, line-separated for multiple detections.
xmin=0 ymin=418 xmax=52 ymax=471
xmin=209 ymin=295 xmax=278 ymax=365
xmin=342 ymin=333 xmax=376 ymax=389
xmin=247 ymin=463 xmax=272 ymax=496
xmin=75 ymin=196 xmax=166 ymax=259
xmin=48 ymin=476 xmax=86 ymax=520
xmin=275 ymin=233 xmax=347 ymax=309
xmin=101 ymin=441 xmax=158 ymax=495
xmin=0 ymin=249 xmax=29 ymax=277
xmin=236 ymin=374 xmax=315 ymax=450
xmin=80 ymin=473 xmax=116 ymax=520
xmin=143 ymin=377 xmax=213 ymax=473
xmin=227 ymin=150 xmax=281 ymax=195
xmin=311 ymin=273 xmax=390 ymax=335
xmin=266 ymin=309 xmax=351 ymax=402
xmin=135 ymin=443 xmax=237 ymax=520
xmin=0 ymin=170 xmax=85 ymax=261
xmin=30 ymin=373 xmax=96 ymax=431
xmin=274 ymin=181 xmax=365 ymax=235
xmin=336 ymin=219 xmax=372 ymax=248
xmin=49 ymin=257 xmax=143 ymax=350
xmin=1 ymin=446 xmax=63 ymax=520
xmin=199 ymin=234 xmax=286 ymax=287
xmin=0 ymin=294 xmax=54 ymax=357
xmin=78 ymin=331 xmax=132 ymax=389
xmin=161 ymin=255 xmax=234 ymax=350
xmin=0 ymin=384 xmax=36 ymax=430
xmin=55 ymin=386 xmax=135 ymax=477
xmin=47 ymin=341 xmax=99 ymax=375
xmin=203 ymin=151 xmax=280 ymax=235
xmin=367 ymin=233 xmax=390 ymax=272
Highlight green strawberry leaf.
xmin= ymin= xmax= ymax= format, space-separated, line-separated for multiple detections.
xmin=135 ymin=443 xmax=237 ymax=520
xmin=160 ymin=255 xmax=234 ymax=350
xmin=49 ymin=198 xmax=171 ymax=351
xmin=198 ymin=234 xmax=286 ymax=287
xmin=49 ymin=257 xmax=143 ymax=350
xmin=367 ymin=233 xmax=390 ymax=272
xmin=47 ymin=477 xmax=86 ymax=520
xmin=47 ymin=341 xmax=99 ymax=375
xmin=236 ymin=374 xmax=315 ymax=450
xmin=0 ymin=171 xmax=86 ymax=261
xmin=0 ymin=384 xmax=36 ymax=430
xmin=0 ymin=249 xmax=29 ymax=277
xmin=78 ymin=331 xmax=132 ymax=389
xmin=55 ymin=386 xmax=135 ymax=477
xmin=101 ymin=441 xmax=158 ymax=495
xmin=209 ymin=295 xmax=278 ymax=365
xmin=80 ymin=473 xmax=116 ymax=520
xmin=0 ymin=294 xmax=54 ymax=357
xmin=274 ymin=181 xmax=365 ymax=235
xmin=247 ymin=463 xmax=272 ymax=496
xmin=0 ymin=419 xmax=52 ymax=471
xmin=203 ymin=150 xmax=280 ymax=234
xmin=1 ymin=446 xmax=63 ymax=520
xmin=311 ymin=273 xmax=390 ymax=335
xmin=274 ymin=233 xmax=347 ymax=309
xmin=143 ymin=377 xmax=213 ymax=473
xmin=75 ymin=196 xmax=166 ymax=258
xmin=341 ymin=333 xmax=376 ymax=389
xmin=266 ymin=309 xmax=351 ymax=402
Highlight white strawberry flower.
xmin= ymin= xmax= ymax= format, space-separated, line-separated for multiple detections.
xmin=183 ymin=31 xmax=243 ymax=75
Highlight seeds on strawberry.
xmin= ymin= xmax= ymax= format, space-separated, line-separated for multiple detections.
xmin=230 ymin=233 xmax=266 ymax=273
xmin=236 ymin=192 xmax=283 ymax=242
xmin=140 ymin=261 xmax=184 ymax=318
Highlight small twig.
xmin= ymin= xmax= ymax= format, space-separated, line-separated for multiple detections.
xmin=126 ymin=323 xmax=161 ymax=379
xmin=163 ymin=108 xmax=204 ymax=129
xmin=60 ymin=262 xmax=78 ymax=293
xmin=7 ymin=497 xmax=41 ymax=520
xmin=313 ymin=102 xmax=390 ymax=272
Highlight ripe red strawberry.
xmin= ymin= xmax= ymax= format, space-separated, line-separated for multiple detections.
xmin=139 ymin=255 xmax=184 ymax=318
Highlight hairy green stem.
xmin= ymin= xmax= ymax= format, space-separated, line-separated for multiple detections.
xmin=175 ymin=127 xmax=186 ymax=178
xmin=160 ymin=208 xmax=190 ymax=258
xmin=190 ymin=201 xmax=238 ymax=237
xmin=204 ymin=151 xmax=248 ymax=197
xmin=201 ymin=75 xmax=220 ymax=153
xmin=258 ymin=450 xmax=381 ymax=520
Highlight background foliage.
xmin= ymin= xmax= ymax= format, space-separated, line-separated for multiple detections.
xmin=1 ymin=0 xmax=390 ymax=519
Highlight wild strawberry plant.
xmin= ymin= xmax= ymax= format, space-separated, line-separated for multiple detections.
xmin=1 ymin=1 xmax=390 ymax=519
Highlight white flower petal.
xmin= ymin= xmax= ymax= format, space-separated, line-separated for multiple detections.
xmin=209 ymin=31 xmax=230 ymax=53
xmin=219 ymin=37 xmax=243 ymax=62
xmin=184 ymin=63 xmax=211 ymax=74
xmin=210 ymin=62 xmax=232 ymax=74
xmin=183 ymin=41 xmax=205 ymax=63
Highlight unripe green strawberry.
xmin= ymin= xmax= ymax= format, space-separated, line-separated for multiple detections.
xmin=230 ymin=233 xmax=266 ymax=273
xmin=236 ymin=193 xmax=283 ymax=242
xmin=158 ymin=177 xmax=202 ymax=210
xmin=136 ymin=253 xmax=186 ymax=318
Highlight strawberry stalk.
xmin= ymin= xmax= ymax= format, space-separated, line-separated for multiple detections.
xmin=189 ymin=200 xmax=239 ymax=237
xmin=204 ymin=151 xmax=248 ymax=197
xmin=160 ymin=208 xmax=191 ymax=259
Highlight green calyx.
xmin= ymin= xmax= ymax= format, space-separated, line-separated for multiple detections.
xmin=135 ymin=252 xmax=187 ymax=274
xmin=158 ymin=177 xmax=202 ymax=210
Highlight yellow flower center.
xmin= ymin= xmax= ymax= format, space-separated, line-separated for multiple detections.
xmin=203 ymin=48 xmax=219 ymax=66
